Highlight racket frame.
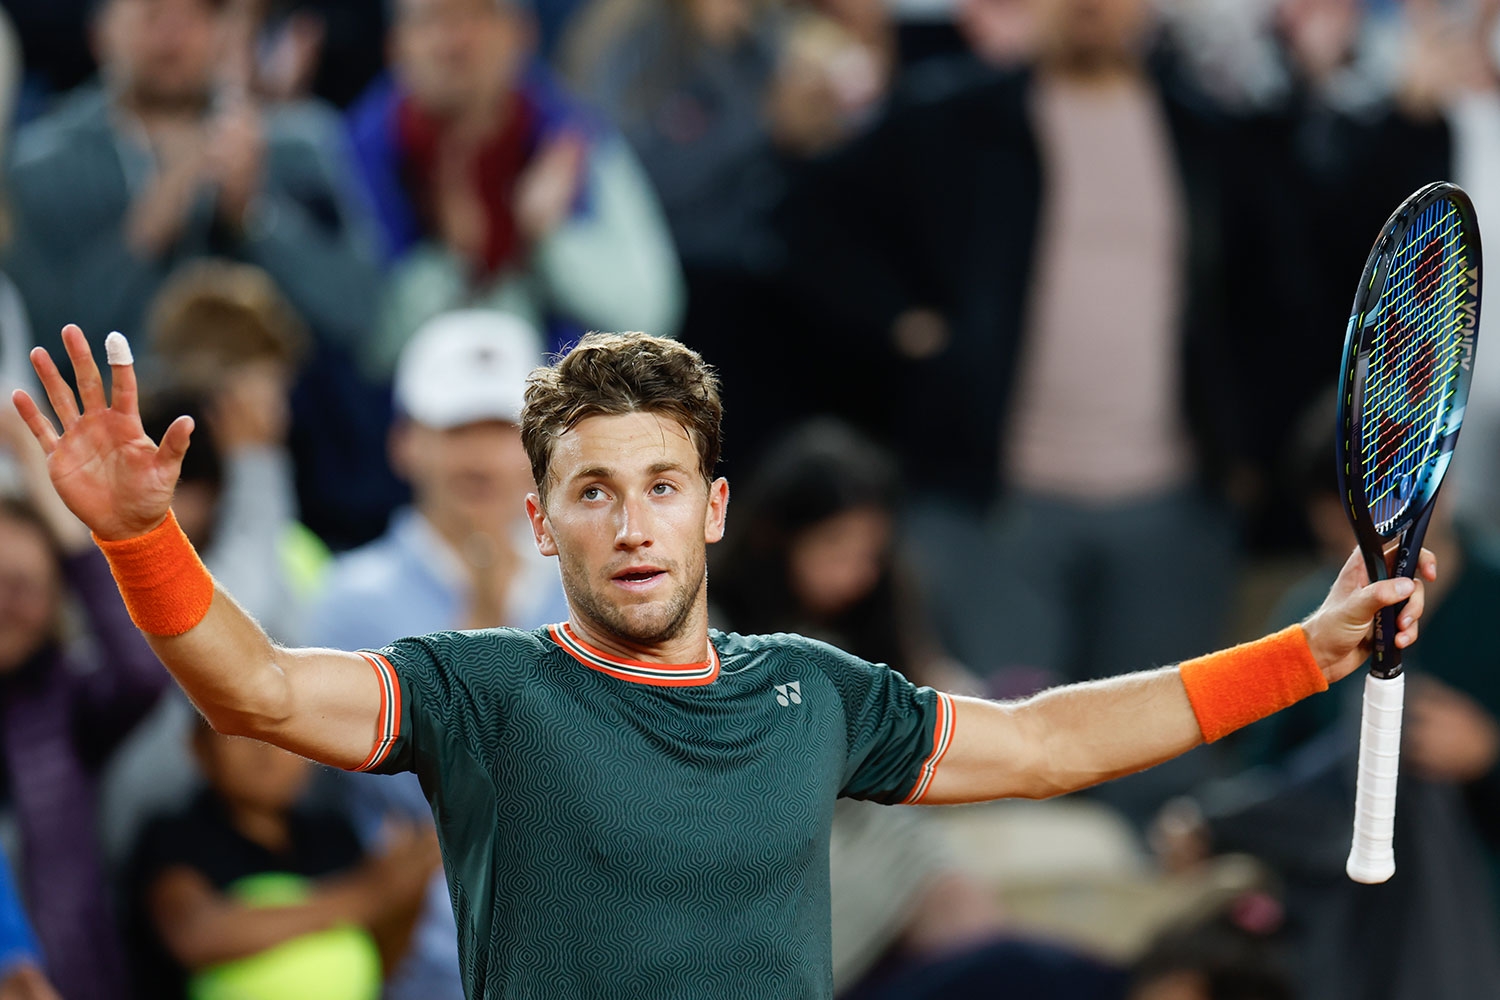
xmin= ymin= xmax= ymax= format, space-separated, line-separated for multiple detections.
xmin=1335 ymin=181 xmax=1482 ymax=681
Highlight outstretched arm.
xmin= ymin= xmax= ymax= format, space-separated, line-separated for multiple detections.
xmin=11 ymin=325 xmax=382 ymax=769
xmin=918 ymin=548 xmax=1434 ymax=804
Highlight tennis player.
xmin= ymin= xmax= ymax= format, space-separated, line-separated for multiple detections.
xmin=14 ymin=324 xmax=1431 ymax=999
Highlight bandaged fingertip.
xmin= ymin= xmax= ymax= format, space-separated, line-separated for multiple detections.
xmin=94 ymin=511 xmax=214 ymax=636
xmin=105 ymin=331 xmax=133 ymax=366
xmin=1178 ymin=625 xmax=1328 ymax=743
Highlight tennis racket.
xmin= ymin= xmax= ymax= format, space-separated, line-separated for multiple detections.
xmin=1336 ymin=181 xmax=1482 ymax=884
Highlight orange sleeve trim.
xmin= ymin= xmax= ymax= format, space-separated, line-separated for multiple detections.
xmin=354 ymin=652 xmax=402 ymax=772
xmin=1178 ymin=624 xmax=1328 ymax=744
xmin=902 ymin=693 xmax=956 ymax=804
xmin=93 ymin=511 xmax=215 ymax=637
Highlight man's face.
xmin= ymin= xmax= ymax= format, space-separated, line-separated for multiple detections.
xmin=1031 ymin=0 xmax=1150 ymax=69
xmin=393 ymin=419 xmax=534 ymax=532
xmin=95 ymin=0 xmax=222 ymax=111
xmin=527 ymin=411 xmax=729 ymax=647
xmin=392 ymin=0 xmax=530 ymax=119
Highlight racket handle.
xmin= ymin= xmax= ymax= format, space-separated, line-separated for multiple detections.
xmin=1347 ymin=672 xmax=1405 ymax=884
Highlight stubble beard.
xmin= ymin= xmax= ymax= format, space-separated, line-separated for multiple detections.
xmin=560 ymin=552 xmax=706 ymax=648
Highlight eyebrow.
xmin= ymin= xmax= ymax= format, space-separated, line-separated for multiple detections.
xmin=567 ymin=461 xmax=692 ymax=483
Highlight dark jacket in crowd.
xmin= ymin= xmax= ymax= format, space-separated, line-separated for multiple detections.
xmin=783 ymin=57 xmax=1312 ymax=510
xmin=0 ymin=549 xmax=168 ymax=1000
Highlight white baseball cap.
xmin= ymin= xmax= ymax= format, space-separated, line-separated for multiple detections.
xmin=394 ymin=310 xmax=544 ymax=429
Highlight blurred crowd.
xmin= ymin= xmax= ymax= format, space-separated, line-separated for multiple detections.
xmin=0 ymin=0 xmax=1496 ymax=997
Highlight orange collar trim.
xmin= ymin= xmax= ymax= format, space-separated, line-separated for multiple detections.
xmin=547 ymin=623 xmax=721 ymax=687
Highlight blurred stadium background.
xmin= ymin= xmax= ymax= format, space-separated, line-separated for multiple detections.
xmin=0 ymin=0 xmax=1496 ymax=997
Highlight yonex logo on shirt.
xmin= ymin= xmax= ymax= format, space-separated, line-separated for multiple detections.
xmin=774 ymin=681 xmax=802 ymax=707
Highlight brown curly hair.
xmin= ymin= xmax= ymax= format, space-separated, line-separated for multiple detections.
xmin=521 ymin=332 xmax=722 ymax=501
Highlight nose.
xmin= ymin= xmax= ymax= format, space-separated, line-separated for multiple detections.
xmin=613 ymin=493 xmax=651 ymax=551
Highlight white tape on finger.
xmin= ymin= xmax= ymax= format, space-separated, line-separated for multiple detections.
xmin=104 ymin=331 xmax=133 ymax=366
xmin=1347 ymin=672 xmax=1405 ymax=884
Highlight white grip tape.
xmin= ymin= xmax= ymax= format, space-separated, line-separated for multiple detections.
xmin=104 ymin=331 xmax=133 ymax=366
xmin=1347 ymin=672 xmax=1405 ymax=884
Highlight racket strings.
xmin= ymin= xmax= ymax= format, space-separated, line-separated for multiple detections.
xmin=1358 ymin=200 xmax=1473 ymax=532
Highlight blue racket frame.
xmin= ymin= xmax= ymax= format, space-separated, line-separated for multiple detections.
xmin=1335 ymin=181 xmax=1482 ymax=679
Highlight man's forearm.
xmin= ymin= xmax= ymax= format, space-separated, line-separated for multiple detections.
xmin=928 ymin=668 xmax=1202 ymax=804
xmin=921 ymin=626 xmax=1332 ymax=805
xmin=1021 ymin=667 xmax=1203 ymax=798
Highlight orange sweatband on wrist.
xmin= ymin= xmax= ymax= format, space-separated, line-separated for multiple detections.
xmin=1178 ymin=624 xmax=1328 ymax=743
xmin=94 ymin=510 xmax=215 ymax=637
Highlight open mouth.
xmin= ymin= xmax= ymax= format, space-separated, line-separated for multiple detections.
xmin=613 ymin=568 xmax=667 ymax=586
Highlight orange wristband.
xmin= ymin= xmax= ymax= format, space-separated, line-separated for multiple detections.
xmin=1178 ymin=624 xmax=1328 ymax=743
xmin=94 ymin=511 xmax=215 ymax=637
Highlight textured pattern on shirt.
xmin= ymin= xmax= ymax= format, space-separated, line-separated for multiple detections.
xmin=365 ymin=627 xmax=946 ymax=999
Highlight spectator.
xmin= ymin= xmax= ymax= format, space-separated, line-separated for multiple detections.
xmin=712 ymin=420 xmax=965 ymax=694
xmin=1 ymin=0 xmax=400 ymax=547
xmin=713 ymin=421 xmax=1126 ymax=1000
xmin=786 ymin=0 xmax=1305 ymax=699
xmin=4 ymin=0 xmax=381 ymax=371
xmin=0 ymin=409 xmax=169 ymax=1000
xmin=566 ymin=0 xmax=889 ymax=270
xmin=127 ymin=713 xmax=440 ymax=1000
xmin=0 ymin=844 xmax=61 ymax=1000
xmin=306 ymin=308 xmax=568 ymax=1000
xmin=563 ymin=0 xmax=892 ymax=465
xmin=347 ymin=0 xmax=683 ymax=377
xmin=312 ymin=309 xmax=565 ymax=646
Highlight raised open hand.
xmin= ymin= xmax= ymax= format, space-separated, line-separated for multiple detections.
xmin=9 ymin=324 xmax=193 ymax=541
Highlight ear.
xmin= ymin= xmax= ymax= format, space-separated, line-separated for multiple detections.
xmin=704 ymin=477 xmax=729 ymax=545
xmin=527 ymin=493 xmax=557 ymax=557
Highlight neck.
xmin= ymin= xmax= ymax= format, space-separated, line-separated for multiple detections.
xmin=565 ymin=588 xmax=713 ymax=665
xmin=116 ymin=87 xmax=212 ymax=129
xmin=431 ymin=89 xmax=514 ymax=144
xmin=1041 ymin=53 xmax=1141 ymax=89
xmin=226 ymin=803 xmax=291 ymax=854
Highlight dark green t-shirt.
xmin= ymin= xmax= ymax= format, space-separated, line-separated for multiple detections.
xmin=352 ymin=625 xmax=955 ymax=1000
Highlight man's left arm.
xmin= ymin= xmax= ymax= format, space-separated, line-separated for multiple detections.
xmin=917 ymin=546 xmax=1434 ymax=805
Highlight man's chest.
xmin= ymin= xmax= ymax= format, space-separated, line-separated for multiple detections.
xmin=478 ymin=668 xmax=848 ymax=876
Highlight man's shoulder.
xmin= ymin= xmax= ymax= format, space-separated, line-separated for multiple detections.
xmin=10 ymin=88 xmax=111 ymax=176
xmin=382 ymin=626 xmax=555 ymax=675
xmin=715 ymin=629 xmax=876 ymax=675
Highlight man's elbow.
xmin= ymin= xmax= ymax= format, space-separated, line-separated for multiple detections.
xmin=1007 ymin=769 xmax=1076 ymax=801
xmin=198 ymin=664 xmax=295 ymax=741
xmin=1008 ymin=703 xmax=1104 ymax=800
